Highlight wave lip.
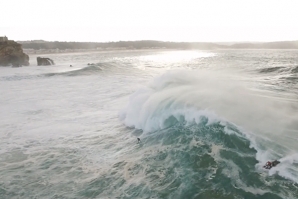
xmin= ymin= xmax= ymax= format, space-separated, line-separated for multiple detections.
xmin=259 ymin=66 xmax=285 ymax=73
xmin=44 ymin=64 xmax=102 ymax=77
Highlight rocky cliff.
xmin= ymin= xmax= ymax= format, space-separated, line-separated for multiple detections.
xmin=0 ymin=40 xmax=29 ymax=66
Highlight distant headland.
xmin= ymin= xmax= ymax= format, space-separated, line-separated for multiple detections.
xmin=18 ymin=40 xmax=298 ymax=54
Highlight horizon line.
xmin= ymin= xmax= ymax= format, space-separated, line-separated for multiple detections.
xmin=15 ymin=39 xmax=298 ymax=43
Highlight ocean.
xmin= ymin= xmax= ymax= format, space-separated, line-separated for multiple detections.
xmin=0 ymin=49 xmax=298 ymax=199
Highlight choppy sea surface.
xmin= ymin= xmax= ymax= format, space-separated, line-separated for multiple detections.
xmin=1 ymin=49 xmax=298 ymax=199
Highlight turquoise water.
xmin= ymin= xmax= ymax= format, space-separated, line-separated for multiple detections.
xmin=0 ymin=50 xmax=298 ymax=198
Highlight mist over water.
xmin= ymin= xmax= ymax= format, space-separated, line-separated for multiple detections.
xmin=0 ymin=49 xmax=298 ymax=198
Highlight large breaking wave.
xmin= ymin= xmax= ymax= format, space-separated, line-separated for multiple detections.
xmin=119 ymin=70 xmax=298 ymax=198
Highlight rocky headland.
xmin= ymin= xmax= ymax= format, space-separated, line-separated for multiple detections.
xmin=0 ymin=39 xmax=29 ymax=67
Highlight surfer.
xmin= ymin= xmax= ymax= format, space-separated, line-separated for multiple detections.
xmin=263 ymin=161 xmax=272 ymax=169
xmin=263 ymin=160 xmax=280 ymax=169
xmin=137 ymin=138 xmax=141 ymax=143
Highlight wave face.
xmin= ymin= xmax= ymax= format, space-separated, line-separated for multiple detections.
xmin=120 ymin=70 xmax=298 ymax=199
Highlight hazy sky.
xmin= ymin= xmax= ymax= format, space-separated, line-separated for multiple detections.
xmin=2 ymin=0 xmax=298 ymax=42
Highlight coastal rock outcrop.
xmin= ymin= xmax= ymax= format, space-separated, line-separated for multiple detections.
xmin=37 ymin=57 xmax=55 ymax=66
xmin=0 ymin=40 xmax=29 ymax=67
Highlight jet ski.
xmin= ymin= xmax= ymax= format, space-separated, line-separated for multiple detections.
xmin=263 ymin=160 xmax=280 ymax=169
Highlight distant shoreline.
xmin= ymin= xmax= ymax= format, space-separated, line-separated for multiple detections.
xmin=20 ymin=40 xmax=298 ymax=52
xmin=24 ymin=48 xmax=171 ymax=56
xmin=24 ymin=47 xmax=298 ymax=56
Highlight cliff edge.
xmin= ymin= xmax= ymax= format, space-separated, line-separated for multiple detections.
xmin=0 ymin=40 xmax=29 ymax=66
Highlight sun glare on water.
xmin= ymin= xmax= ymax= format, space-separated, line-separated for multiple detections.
xmin=140 ymin=51 xmax=215 ymax=63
